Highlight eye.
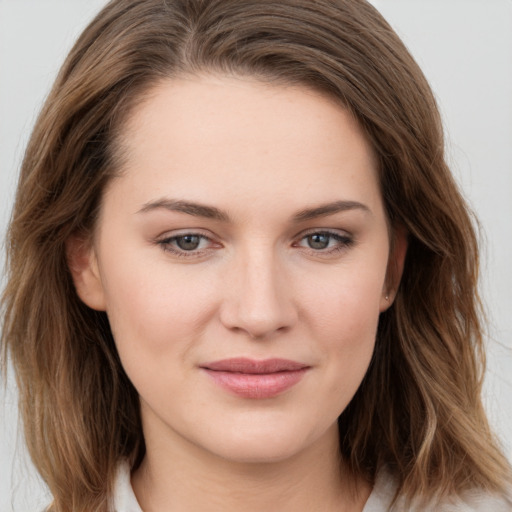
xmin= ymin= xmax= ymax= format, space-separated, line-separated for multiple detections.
xmin=157 ymin=232 xmax=216 ymax=257
xmin=296 ymin=230 xmax=354 ymax=253
xmin=174 ymin=234 xmax=203 ymax=251
xmin=305 ymin=233 xmax=332 ymax=250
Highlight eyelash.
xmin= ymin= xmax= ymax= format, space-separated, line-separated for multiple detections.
xmin=293 ymin=230 xmax=354 ymax=255
xmin=157 ymin=230 xmax=354 ymax=259
xmin=157 ymin=232 xmax=215 ymax=258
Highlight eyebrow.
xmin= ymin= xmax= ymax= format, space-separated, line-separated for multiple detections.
xmin=137 ymin=198 xmax=370 ymax=222
xmin=138 ymin=199 xmax=230 ymax=222
xmin=292 ymin=200 xmax=371 ymax=222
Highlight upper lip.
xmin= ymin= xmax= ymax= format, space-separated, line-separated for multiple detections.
xmin=201 ymin=358 xmax=309 ymax=374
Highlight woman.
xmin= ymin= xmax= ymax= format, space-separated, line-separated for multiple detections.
xmin=1 ymin=0 xmax=511 ymax=510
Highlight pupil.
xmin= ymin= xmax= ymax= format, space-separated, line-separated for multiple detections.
xmin=308 ymin=234 xmax=329 ymax=250
xmin=177 ymin=235 xmax=200 ymax=251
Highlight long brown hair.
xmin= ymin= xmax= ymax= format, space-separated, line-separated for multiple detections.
xmin=2 ymin=0 xmax=511 ymax=510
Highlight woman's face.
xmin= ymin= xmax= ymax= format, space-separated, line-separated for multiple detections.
xmin=72 ymin=75 xmax=404 ymax=464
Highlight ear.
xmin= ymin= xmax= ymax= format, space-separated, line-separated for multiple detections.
xmin=379 ymin=226 xmax=408 ymax=312
xmin=66 ymin=234 xmax=107 ymax=311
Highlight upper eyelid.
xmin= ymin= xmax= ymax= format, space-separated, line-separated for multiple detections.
xmin=157 ymin=229 xmax=214 ymax=241
xmin=156 ymin=228 xmax=352 ymax=240
xmin=294 ymin=227 xmax=352 ymax=239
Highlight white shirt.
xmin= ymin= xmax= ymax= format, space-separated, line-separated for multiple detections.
xmin=112 ymin=462 xmax=512 ymax=511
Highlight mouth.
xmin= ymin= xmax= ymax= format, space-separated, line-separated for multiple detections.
xmin=200 ymin=358 xmax=310 ymax=399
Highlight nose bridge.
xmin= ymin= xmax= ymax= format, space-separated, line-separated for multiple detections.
xmin=220 ymin=242 xmax=296 ymax=338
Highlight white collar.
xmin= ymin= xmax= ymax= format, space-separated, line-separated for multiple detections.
xmin=111 ymin=461 xmax=391 ymax=512
xmin=111 ymin=461 xmax=511 ymax=511
xmin=112 ymin=462 xmax=143 ymax=512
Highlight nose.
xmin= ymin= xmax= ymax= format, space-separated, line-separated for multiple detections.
xmin=219 ymin=247 xmax=298 ymax=339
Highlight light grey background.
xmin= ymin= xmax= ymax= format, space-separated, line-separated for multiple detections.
xmin=1 ymin=1 xmax=511 ymax=510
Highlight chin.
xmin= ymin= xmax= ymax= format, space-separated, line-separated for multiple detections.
xmin=213 ymin=437 xmax=309 ymax=465
xmin=200 ymin=417 xmax=337 ymax=466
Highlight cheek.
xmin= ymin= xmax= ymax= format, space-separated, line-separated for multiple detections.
xmin=99 ymin=262 xmax=225 ymax=410
xmin=99 ymin=255 xmax=220 ymax=362
xmin=302 ymin=254 xmax=386 ymax=335
xmin=314 ymin=286 xmax=381 ymax=364
xmin=299 ymin=259 xmax=386 ymax=395
xmin=316 ymin=298 xmax=379 ymax=414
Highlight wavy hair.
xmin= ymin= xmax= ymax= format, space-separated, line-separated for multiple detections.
xmin=2 ymin=0 xmax=511 ymax=510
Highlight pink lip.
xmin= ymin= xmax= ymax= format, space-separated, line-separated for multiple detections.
xmin=200 ymin=358 xmax=309 ymax=399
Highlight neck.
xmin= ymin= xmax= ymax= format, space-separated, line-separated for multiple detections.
xmin=131 ymin=421 xmax=371 ymax=512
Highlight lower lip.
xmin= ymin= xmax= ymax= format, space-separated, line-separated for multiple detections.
xmin=202 ymin=368 xmax=308 ymax=399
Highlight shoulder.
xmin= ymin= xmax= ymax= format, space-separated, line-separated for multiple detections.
xmin=364 ymin=470 xmax=512 ymax=512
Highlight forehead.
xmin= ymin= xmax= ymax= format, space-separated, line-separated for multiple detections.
xmin=106 ymin=74 xmax=382 ymax=218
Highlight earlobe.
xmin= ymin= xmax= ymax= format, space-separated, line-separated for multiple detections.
xmin=380 ymin=226 xmax=408 ymax=311
xmin=66 ymin=235 xmax=107 ymax=311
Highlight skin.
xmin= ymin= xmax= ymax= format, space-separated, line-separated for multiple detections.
xmin=69 ymin=74 xmax=406 ymax=512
